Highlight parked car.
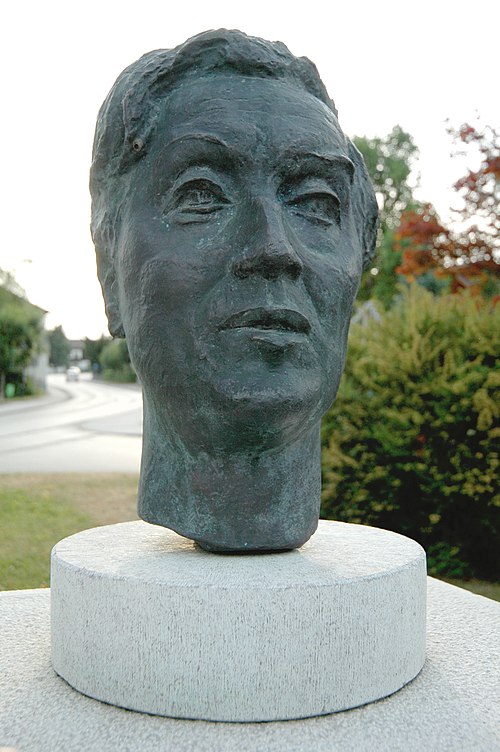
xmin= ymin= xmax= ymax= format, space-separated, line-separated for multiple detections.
xmin=66 ymin=366 xmax=81 ymax=382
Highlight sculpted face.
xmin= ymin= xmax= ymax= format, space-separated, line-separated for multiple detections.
xmin=115 ymin=73 xmax=362 ymax=453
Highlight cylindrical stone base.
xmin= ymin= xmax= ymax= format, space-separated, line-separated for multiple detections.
xmin=51 ymin=520 xmax=426 ymax=722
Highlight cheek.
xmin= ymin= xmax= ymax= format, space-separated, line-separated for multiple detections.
xmin=117 ymin=224 xmax=206 ymax=324
xmin=115 ymin=228 xmax=224 ymax=378
xmin=304 ymin=250 xmax=362 ymax=322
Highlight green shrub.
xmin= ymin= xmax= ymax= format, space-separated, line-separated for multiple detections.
xmin=100 ymin=339 xmax=137 ymax=383
xmin=3 ymin=373 xmax=39 ymax=397
xmin=103 ymin=366 xmax=136 ymax=383
xmin=321 ymin=285 xmax=499 ymax=579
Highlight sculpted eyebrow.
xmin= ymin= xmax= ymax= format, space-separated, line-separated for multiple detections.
xmin=161 ymin=134 xmax=247 ymax=173
xmin=166 ymin=133 xmax=230 ymax=150
xmin=278 ymin=152 xmax=354 ymax=184
xmin=152 ymin=134 xmax=244 ymax=194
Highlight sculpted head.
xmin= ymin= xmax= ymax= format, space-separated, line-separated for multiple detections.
xmin=90 ymin=30 xmax=378 ymax=551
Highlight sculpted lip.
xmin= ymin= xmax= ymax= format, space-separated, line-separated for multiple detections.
xmin=220 ymin=307 xmax=311 ymax=335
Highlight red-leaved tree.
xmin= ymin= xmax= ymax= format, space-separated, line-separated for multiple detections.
xmin=395 ymin=123 xmax=499 ymax=295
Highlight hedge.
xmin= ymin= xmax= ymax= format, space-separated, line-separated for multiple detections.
xmin=321 ymin=285 xmax=499 ymax=579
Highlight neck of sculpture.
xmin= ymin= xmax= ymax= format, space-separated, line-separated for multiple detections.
xmin=137 ymin=395 xmax=321 ymax=552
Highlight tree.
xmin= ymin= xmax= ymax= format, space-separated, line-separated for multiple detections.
xmin=395 ymin=122 xmax=499 ymax=296
xmin=83 ymin=335 xmax=111 ymax=370
xmin=452 ymin=122 xmax=499 ymax=258
xmin=0 ymin=286 xmax=44 ymax=399
xmin=48 ymin=325 xmax=70 ymax=368
xmin=354 ymin=126 xmax=421 ymax=306
xmin=355 ymin=125 xmax=420 ymax=232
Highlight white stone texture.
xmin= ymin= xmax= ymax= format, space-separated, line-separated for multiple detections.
xmin=50 ymin=520 xmax=426 ymax=721
xmin=1 ymin=581 xmax=499 ymax=751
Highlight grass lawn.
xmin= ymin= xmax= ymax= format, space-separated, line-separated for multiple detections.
xmin=0 ymin=474 xmax=138 ymax=590
xmin=442 ymin=578 xmax=500 ymax=601
xmin=1 ymin=473 xmax=499 ymax=601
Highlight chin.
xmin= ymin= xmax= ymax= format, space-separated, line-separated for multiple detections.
xmin=206 ymin=381 xmax=325 ymax=450
xmin=143 ymin=363 xmax=330 ymax=453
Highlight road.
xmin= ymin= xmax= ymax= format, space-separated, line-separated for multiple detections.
xmin=0 ymin=373 xmax=142 ymax=472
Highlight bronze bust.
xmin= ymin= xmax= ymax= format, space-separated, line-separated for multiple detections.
xmin=90 ymin=30 xmax=378 ymax=552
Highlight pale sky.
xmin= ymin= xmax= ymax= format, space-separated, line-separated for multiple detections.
xmin=2 ymin=0 xmax=498 ymax=338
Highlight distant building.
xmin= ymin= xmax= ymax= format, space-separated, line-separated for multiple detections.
xmin=68 ymin=340 xmax=85 ymax=363
xmin=67 ymin=340 xmax=90 ymax=371
xmin=25 ymin=344 xmax=49 ymax=392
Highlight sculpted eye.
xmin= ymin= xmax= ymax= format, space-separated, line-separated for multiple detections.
xmin=288 ymin=191 xmax=341 ymax=227
xmin=170 ymin=179 xmax=230 ymax=221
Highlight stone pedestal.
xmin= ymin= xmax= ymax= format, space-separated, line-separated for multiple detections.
xmin=50 ymin=520 xmax=426 ymax=722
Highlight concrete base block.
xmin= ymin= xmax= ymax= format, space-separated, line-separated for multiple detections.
xmin=50 ymin=520 xmax=426 ymax=721
xmin=2 ymin=581 xmax=499 ymax=751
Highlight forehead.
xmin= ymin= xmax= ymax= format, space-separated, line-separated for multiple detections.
xmin=151 ymin=73 xmax=348 ymax=160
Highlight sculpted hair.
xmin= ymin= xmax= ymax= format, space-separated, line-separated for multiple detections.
xmin=90 ymin=29 xmax=379 ymax=335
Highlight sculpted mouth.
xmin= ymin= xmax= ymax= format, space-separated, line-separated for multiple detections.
xmin=220 ymin=307 xmax=311 ymax=334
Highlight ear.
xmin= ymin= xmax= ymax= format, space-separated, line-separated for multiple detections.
xmin=347 ymin=140 xmax=380 ymax=270
xmin=95 ymin=243 xmax=125 ymax=339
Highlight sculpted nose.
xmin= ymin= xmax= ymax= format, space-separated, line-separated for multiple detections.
xmin=232 ymin=199 xmax=303 ymax=281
